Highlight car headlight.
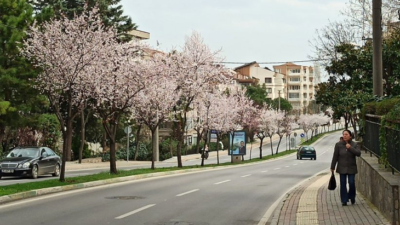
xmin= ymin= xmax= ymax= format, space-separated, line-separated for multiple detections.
xmin=19 ymin=162 xmax=30 ymax=169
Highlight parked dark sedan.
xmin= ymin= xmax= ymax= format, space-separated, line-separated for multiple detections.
xmin=0 ymin=146 xmax=61 ymax=179
xmin=297 ymin=146 xmax=316 ymax=160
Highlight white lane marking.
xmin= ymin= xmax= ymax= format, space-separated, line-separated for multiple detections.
xmin=273 ymin=168 xmax=280 ymax=170
xmin=214 ymin=180 xmax=230 ymax=185
xmin=115 ymin=204 xmax=156 ymax=219
xmin=261 ymin=170 xmax=268 ymax=173
xmin=285 ymin=166 xmax=290 ymax=168
xmin=293 ymin=164 xmax=298 ymax=166
xmin=176 ymin=189 xmax=199 ymax=197
xmin=241 ymin=174 xmax=251 ymax=177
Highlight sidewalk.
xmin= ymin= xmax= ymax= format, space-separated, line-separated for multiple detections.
xmin=267 ymin=171 xmax=390 ymax=225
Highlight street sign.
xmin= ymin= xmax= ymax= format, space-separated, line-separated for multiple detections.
xmin=300 ymin=133 xmax=305 ymax=138
xmin=124 ymin=126 xmax=132 ymax=134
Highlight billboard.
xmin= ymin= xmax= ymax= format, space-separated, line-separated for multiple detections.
xmin=229 ymin=131 xmax=246 ymax=155
xmin=209 ymin=130 xmax=218 ymax=143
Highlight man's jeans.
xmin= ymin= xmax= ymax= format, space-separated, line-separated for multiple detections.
xmin=339 ymin=174 xmax=356 ymax=203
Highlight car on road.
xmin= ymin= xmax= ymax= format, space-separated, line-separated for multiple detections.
xmin=297 ymin=146 xmax=316 ymax=160
xmin=0 ymin=146 xmax=61 ymax=179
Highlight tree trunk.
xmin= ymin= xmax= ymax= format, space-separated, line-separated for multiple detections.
xmin=134 ymin=124 xmax=141 ymax=161
xmin=0 ymin=125 xmax=5 ymax=153
xmin=275 ymin=136 xmax=283 ymax=154
xmin=195 ymin=129 xmax=202 ymax=154
xmin=269 ymin=136 xmax=274 ymax=156
xmin=60 ymin=119 xmax=73 ymax=182
xmin=108 ymin=136 xmax=117 ymax=174
xmin=151 ymin=128 xmax=157 ymax=170
xmin=259 ymin=137 xmax=264 ymax=159
xmin=79 ymin=110 xmax=85 ymax=163
xmin=103 ymin=121 xmax=118 ymax=175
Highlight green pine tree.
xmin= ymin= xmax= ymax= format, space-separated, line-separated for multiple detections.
xmin=27 ymin=0 xmax=138 ymax=42
xmin=0 ymin=0 xmax=49 ymax=152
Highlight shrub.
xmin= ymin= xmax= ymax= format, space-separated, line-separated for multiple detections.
xmin=375 ymin=98 xmax=400 ymax=115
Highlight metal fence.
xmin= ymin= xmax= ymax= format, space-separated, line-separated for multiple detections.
xmin=364 ymin=115 xmax=381 ymax=157
xmin=364 ymin=114 xmax=400 ymax=174
xmin=385 ymin=126 xmax=400 ymax=173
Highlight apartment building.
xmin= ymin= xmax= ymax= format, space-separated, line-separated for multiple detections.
xmin=273 ymin=62 xmax=316 ymax=112
xmin=234 ymin=62 xmax=285 ymax=100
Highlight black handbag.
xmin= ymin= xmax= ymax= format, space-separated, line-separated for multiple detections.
xmin=328 ymin=171 xmax=337 ymax=190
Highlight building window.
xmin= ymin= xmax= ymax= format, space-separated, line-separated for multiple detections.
xmin=265 ymin=78 xmax=272 ymax=83
xmin=290 ymin=69 xmax=300 ymax=73
xmin=275 ymin=69 xmax=280 ymax=73
xmin=267 ymin=88 xmax=272 ymax=93
xmin=289 ymin=85 xmax=300 ymax=90
xmin=289 ymin=93 xmax=300 ymax=98
xmin=289 ymin=77 xmax=300 ymax=82
xmin=282 ymin=78 xmax=286 ymax=83
xmin=303 ymin=77 xmax=307 ymax=81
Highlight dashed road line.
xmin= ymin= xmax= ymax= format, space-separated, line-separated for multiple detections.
xmin=176 ymin=189 xmax=199 ymax=197
xmin=241 ymin=174 xmax=251 ymax=177
xmin=115 ymin=204 xmax=156 ymax=219
xmin=214 ymin=180 xmax=230 ymax=185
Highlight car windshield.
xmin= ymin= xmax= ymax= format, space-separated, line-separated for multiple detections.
xmin=303 ymin=147 xmax=314 ymax=151
xmin=6 ymin=148 xmax=39 ymax=158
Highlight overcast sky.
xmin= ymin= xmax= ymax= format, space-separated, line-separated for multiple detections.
xmin=120 ymin=0 xmax=348 ymax=70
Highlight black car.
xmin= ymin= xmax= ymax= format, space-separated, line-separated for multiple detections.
xmin=0 ymin=146 xmax=61 ymax=179
xmin=297 ymin=146 xmax=316 ymax=160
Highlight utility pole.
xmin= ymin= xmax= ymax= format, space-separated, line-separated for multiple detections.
xmin=373 ymin=0 xmax=383 ymax=96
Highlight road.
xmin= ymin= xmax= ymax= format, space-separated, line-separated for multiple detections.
xmin=0 ymin=131 xmax=340 ymax=225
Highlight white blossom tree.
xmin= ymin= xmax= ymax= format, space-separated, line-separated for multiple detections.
xmin=258 ymin=108 xmax=284 ymax=157
xmin=22 ymin=7 xmax=115 ymax=181
xmin=170 ymin=31 xmax=231 ymax=167
xmin=131 ymin=53 xmax=179 ymax=169
xmin=275 ymin=114 xmax=295 ymax=154
xmin=89 ymin=41 xmax=146 ymax=174
xmin=197 ymin=88 xmax=240 ymax=165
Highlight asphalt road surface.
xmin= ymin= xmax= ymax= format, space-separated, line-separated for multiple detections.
xmin=0 ymin=131 xmax=341 ymax=225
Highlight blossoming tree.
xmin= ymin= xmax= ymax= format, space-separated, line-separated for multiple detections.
xmin=170 ymin=32 xmax=231 ymax=167
xmin=131 ymin=53 xmax=179 ymax=169
xmin=22 ymin=7 xmax=115 ymax=181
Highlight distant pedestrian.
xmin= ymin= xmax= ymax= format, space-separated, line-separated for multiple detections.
xmin=330 ymin=129 xmax=361 ymax=206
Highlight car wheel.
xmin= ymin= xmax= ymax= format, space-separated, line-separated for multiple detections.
xmin=52 ymin=164 xmax=60 ymax=177
xmin=314 ymin=157 xmax=317 ymax=160
xmin=300 ymin=157 xmax=302 ymax=160
xmin=31 ymin=165 xmax=38 ymax=179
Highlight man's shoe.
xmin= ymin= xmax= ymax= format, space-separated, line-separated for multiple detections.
xmin=342 ymin=202 xmax=347 ymax=206
xmin=351 ymin=199 xmax=355 ymax=205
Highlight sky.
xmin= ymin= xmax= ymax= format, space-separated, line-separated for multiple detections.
xmin=120 ymin=0 xmax=348 ymax=71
